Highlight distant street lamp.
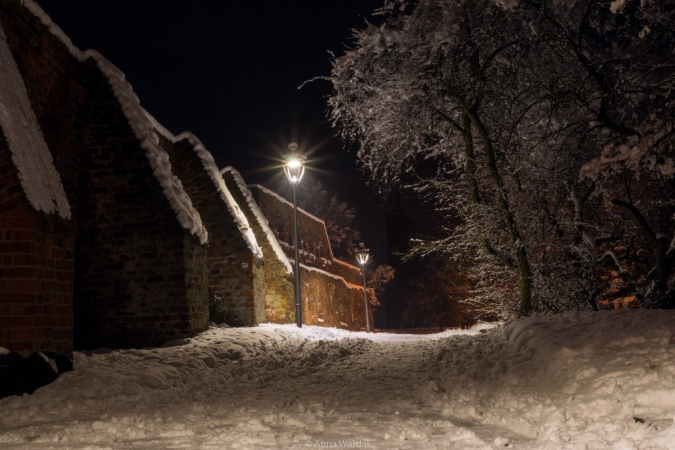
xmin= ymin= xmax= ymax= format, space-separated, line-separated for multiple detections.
xmin=355 ymin=243 xmax=371 ymax=333
xmin=284 ymin=143 xmax=306 ymax=328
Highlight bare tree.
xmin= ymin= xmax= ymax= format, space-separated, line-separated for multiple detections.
xmin=328 ymin=0 xmax=675 ymax=316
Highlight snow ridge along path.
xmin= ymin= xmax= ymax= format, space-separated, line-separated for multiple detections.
xmin=1 ymin=310 xmax=675 ymax=449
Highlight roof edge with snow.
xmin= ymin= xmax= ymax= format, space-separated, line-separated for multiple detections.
xmin=142 ymin=110 xmax=262 ymax=259
xmin=247 ymin=183 xmax=336 ymax=261
xmin=221 ymin=167 xmax=292 ymax=272
xmin=85 ymin=51 xmax=208 ymax=245
xmin=0 ymin=19 xmax=71 ymax=219
xmin=12 ymin=0 xmax=208 ymax=244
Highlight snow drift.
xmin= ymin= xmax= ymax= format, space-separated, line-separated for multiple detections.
xmin=0 ymin=310 xmax=674 ymax=449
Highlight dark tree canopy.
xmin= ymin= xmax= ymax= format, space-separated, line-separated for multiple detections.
xmin=329 ymin=0 xmax=675 ymax=318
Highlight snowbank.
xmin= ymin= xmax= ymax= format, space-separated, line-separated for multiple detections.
xmin=426 ymin=309 xmax=675 ymax=448
xmin=1 ymin=311 xmax=674 ymax=449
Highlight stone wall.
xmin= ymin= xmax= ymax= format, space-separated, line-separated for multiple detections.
xmin=162 ymin=137 xmax=263 ymax=327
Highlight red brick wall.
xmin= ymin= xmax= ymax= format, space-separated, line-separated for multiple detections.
xmin=222 ymin=171 xmax=295 ymax=324
xmin=0 ymin=0 xmax=87 ymax=356
xmin=163 ymin=137 xmax=262 ymax=327
xmin=72 ymin=69 xmax=209 ymax=349
xmin=247 ymin=185 xmax=371 ymax=330
xmin=0 ymin=0 xmax=87 ymax=205
xmin=249 ymin=186 xmax=363 ymax=284
xmin=1 ymin=0 xmax=210 ymax=352
xmin=300 ymin=267 xmax=370 ymax=330
xmin=0 ymin=135 xmax=76 ymax=355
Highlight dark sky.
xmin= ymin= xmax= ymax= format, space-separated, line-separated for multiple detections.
xmin=35 ymin=0 xmax=394 ymax=263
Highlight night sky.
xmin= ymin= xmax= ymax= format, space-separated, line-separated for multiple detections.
xmin=35 ymin=0 xmax=394 ymax=263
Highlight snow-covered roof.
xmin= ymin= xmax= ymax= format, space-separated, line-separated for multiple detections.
xmin=221 ymin=167 xmax=291 ymax=271
xmin=19 ymin=0 xmax=86 ymax=62
xmin=299 ymin=263 xmax=363 ymax=291
xmin=85 ymin=51 xmax=208 ymax=245
xmin=247 ymin=183 xmax=335 ymax=261
xmin=0 ymin=23 xmax=71 ymax=219
xmin=10 ymin=0 xmax=209 ymax=244
xmin=142 ymin=111 xmax=262 ymax=258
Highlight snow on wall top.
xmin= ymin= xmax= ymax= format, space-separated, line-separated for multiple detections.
xmin=19 ymin=0 xmax=85 ymax=62
xmin=0 ymin=23 xmax=71 ymax=219
xmin=85 ymin=51 xmax=208 ymax=245
xmin=332 ymin=257 xmax=360 ymax=272
xmin=173 ymin=134 xmax=263 ymax=259
xmin=11 ymin=0 xmax=208 ymax=243
xmin=247 ymin=183 xmax=336 ymax=261
xmin=299 ymin=263 xmax=363 ymax=291
xmin=221 ymin=167 xmax=292 ymax=272
xmin=248 ymin=183 xmax=326 ymax=225
xmin=143 ymin=110 xmax=262 ymax=259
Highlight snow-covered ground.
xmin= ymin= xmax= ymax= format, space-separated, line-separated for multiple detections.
xmin=1 ymin=310 xmax=675 ymax=449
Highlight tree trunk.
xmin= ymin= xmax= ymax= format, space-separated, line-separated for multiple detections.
xmin=611 ymin=198 xmax=674 ymax=308
xmin=462 ymin=115 xmax=480 ymax=204
xmin=467 ymin=110 xmax=532 ymax=315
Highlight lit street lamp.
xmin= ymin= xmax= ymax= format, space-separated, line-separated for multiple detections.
xmin=355 ymin=243 xmax=371 ymax=333
xmin=284 ymin=143 xmax=306 ymax=328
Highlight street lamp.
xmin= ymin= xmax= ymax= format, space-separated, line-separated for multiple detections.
xmin=355 ymin=243 xmax=371 ymax=333
xmin=284 ymin=143 xmax=306 ymax=327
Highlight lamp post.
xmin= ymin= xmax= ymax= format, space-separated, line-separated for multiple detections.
xmin=284 ymin=143 xmax=306 ymax=328
xmin=355 ymin=243 xmax=371 ymax=333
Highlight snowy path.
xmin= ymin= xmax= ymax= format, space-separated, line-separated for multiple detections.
xmin=0 ymin=326 xmax=497 ymax=449
xmin=2 ymin=310 xmax=675 ymax=449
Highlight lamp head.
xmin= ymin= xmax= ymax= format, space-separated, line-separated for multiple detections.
xmin=355 ymin=242 xmax=370 ymax=265
xmin=284 ymin=143 xmax=306 ymax=184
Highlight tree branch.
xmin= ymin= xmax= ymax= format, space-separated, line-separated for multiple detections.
xmin=610 ymin=199 xmax=657 ymax=242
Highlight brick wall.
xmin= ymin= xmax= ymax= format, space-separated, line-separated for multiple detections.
xmin=0 ymin=0 xmax=211 ymax=352
xmin=249 ymin=186 xmax=363 ymax=283
xmin=0 ymin=0 xmax=372 ymax=358
xmin=247 ymin=185 xmax=372 ymax=330
xmin=73 ymin=68 xmax=209 ymax=349
xmin=161 ymin=137 xmax=262 ymax=327
xmin=0 ymin=0 xmax=87 ymax=356
xmin=301 ymin=267 xmax=369 ymax=330
xmin=222 ymin=170 xmax=295 ymax=324
xmin=0 ymin=135 xmax=76 ymax=355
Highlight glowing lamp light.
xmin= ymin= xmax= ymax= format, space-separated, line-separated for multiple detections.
xmin=284 ymin=143 xmax=306 ymax=184
xmin=356 ymin=242 xmax=371 ymax=333
xmin=284 ymin=142 xmax=306 ymax=328
xmin=355 ymin=243 xmax=370 ymax=265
